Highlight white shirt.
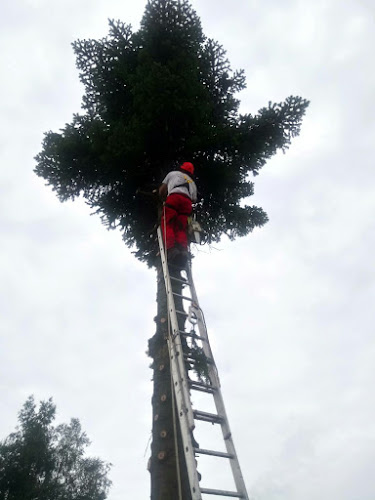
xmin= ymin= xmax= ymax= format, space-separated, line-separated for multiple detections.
xmin=162 ymin=171 xmax=197 ymax=202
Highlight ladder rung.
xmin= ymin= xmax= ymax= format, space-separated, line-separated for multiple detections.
xmin=200 ymin=488 xmax=244 ymax=497
xmin=179 ymin=330 xmax=206 ymax=341
xmin=194 ymin=448 xmax=234 ymax=459
xmin=184 ymin=354 xmax=213 ymax=365
xmin=167 ymin=262 xmax=187 ymax=270
xmin=194 ymin=410 xmax=224 ymax=424
xmin=170 ymin=275 xmax=191 ymax=286
xmin=189 ymin=380 xmax=216 ymax=394
xmin=173 ymin=292 xmax=193 ymax=302
xmin=176 ymin=309 xmax=188 ymax=316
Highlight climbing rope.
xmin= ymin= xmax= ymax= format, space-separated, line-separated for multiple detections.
xmin=163 ymin=204 xmax=183 ymax=500
xmin=170 ymin=347 xmax=183 ymax=500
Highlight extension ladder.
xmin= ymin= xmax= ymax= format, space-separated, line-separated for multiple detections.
xmin=157 ymin=227 xmax=249 ymax=499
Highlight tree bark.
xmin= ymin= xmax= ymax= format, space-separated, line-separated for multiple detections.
xmin=148 ymin=264 xmax=192 ymax=500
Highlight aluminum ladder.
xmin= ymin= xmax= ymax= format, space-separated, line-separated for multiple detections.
xmin=157 ymin=227 xmax=249 ymax=499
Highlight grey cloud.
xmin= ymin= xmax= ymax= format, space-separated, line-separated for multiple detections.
xmin=1 ymin=0 xmax=375 ymax=499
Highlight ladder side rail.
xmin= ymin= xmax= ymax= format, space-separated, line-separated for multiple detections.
xmin=185 ymin=263 xmax=223 ymax=396
xmin=165 ymin=333 xmax=202 ymax=500
xmin=158 ymin=228 xmax=195 ymax=430
xmin=186 ymin=263 xmax=250 ymax=500
xmin=185 ymin=263 xmax=217 ymax=372
xmin=189 ymin=311 xmax=249 ymax=499
xmin=207 ymin=378 xmax=249 ymax=499
xmin=157 ymin=228 xmax=202 ymax=500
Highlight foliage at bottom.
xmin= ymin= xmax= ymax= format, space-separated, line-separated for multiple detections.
xmin=0 ymin=396 xmax=111 ymax=500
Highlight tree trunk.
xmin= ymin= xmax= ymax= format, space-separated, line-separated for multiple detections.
xmin=148 ymin=264 xmax=192 ymax=500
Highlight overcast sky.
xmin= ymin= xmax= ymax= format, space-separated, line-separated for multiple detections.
xmin=1 ymin=0 xmax=374 ymax=499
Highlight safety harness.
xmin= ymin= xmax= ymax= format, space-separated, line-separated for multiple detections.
xmin=173 ymin=172 xmax=195 ymax=196
xmin=165 ymin=172 xmax=195 ymax=216
xmin=164 ymin=201 xmax=192 ymax=217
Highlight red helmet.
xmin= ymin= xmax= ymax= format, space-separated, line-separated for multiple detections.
xmin=180 ymin=162 xmax=194 ymax=175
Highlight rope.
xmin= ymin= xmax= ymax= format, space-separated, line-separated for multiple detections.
xmin=170 ymin=348 xmax=183 ymax=500
xmin=163 ymin=203 xmax=168 ymax=274
xmin=163 ymin=204 xmax=183 ymax=500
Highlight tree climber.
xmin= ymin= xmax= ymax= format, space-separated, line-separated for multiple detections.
xmin=159 ymin=162 xmax=197 ymax=264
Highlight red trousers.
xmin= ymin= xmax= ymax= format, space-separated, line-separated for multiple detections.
xmin=161 ymin=193 xmax=192 ymax=250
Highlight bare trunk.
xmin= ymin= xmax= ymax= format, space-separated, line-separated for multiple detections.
xmin=148 ymin=264 xmax=192 ymax=500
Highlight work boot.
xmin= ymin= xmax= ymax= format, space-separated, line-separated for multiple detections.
xmin=167 ymin=247 xmax=180 ymax=262
xmin=174 ymin=250 xmax=188 ymax=268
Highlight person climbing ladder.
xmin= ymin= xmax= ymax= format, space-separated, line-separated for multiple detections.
xmin=159 ymin=162 xmax=197 ymax=265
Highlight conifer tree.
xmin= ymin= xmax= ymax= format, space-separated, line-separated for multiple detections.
xmin=35 ymin=1 xmax=309 ymax=498
xmin=0 ymin=397 xmax=111 ymax=499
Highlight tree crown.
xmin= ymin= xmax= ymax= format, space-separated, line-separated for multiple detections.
xmin=35 ymin=0 xmax=309 ymax=265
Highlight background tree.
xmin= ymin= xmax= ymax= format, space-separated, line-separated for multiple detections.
xmin=0 ymin=396 xmax=111 ymax=500
xmin=34 ymin=0 xmax=309 ymax=498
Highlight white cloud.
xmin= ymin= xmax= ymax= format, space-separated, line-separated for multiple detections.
xmin=0 ymin=0 xmax=374 ymax=499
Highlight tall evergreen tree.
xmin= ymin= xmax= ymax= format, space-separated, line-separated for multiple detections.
xmin=35 ymin=1 xmax=309 ymax=498
xmin=0 ymin=397 xmax=111 ymax=500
